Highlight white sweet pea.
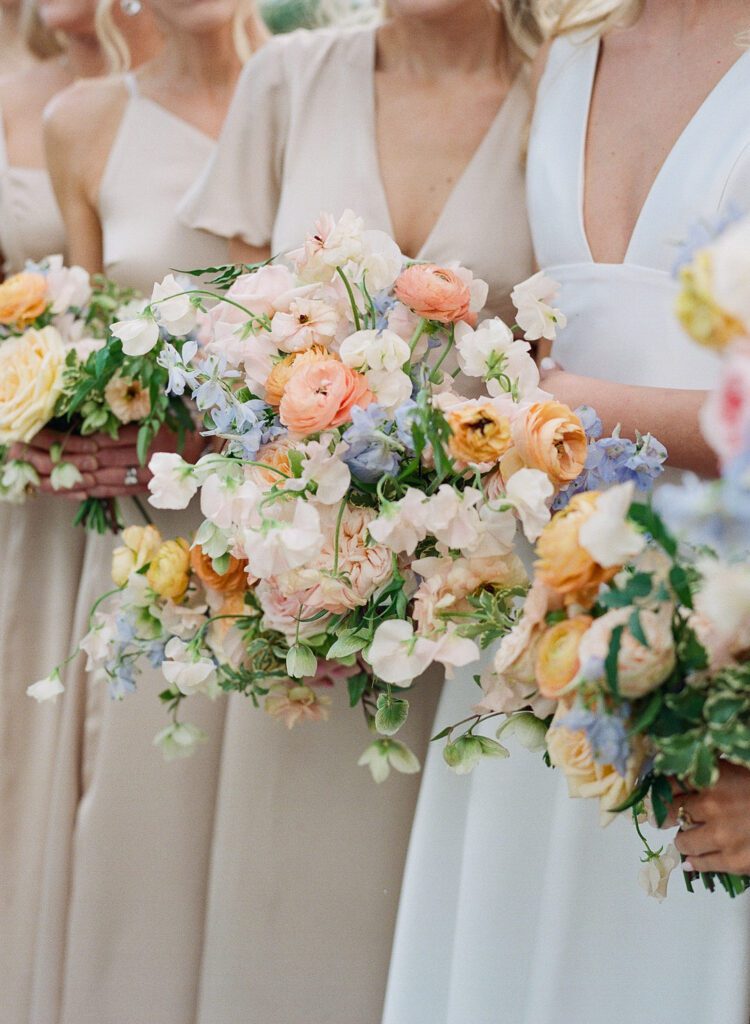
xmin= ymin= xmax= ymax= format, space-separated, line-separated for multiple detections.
xmin=111 ymin=314 xmax=160 ymax=356
xmin=369 ymin=487 xmax=429 ymax=554
xmin=454 ymin=265 xmax=489 ymax=314
xmin=367 ymin=619 xmax=437 ymax=686
xmin=366 ymin=368 xmax=413 ymax=413
xmin=431 ymin=629 xmax=480 ymax=678
xmin=148 ymin=452 xmax=199 ymax=510
xmin=0 ymin=459 xmax=39 ymax=502
xmin=638 ymin=844 xmax=681 ymax=902
xmin=151 ymin=274 xmax=197 ymax=336
xmin=80 ymin=612 xmax=118 ymax=671
xmin=357 ymin=229 xmax=404 ymax=291
xmin=161 ymin=637 xmax=218 ymax=696
xmin=292 ymin=435 xmax=351 ymax=504
xmin=579 ymin=482 xmax=645 ymax=567
xmin=511 ymin=271 xmax=567 ymax=342
xmin=456 ymin=318 xmax=515 ymax=378
xmin=200 ymin=473 xmax=261 ymax=531
xmin=50 ymin=462 xmax=84 ymax=492
xmin=27 ymin=670 xmax=64 ymax=703
xmin=468 ymin=503 xmax=518 ymax=558
xmin=340 ymin=328 xmax=410 ymax=373
xmin=244 ymin=498 xmax=322 ymax=579
xmin=504 ymin=467 xmax=554 ymax=542
xmin=153 ymin=721 xmax=208 ymax=762
xmin=427 ymin=485 xmax=483 ymax=551
xmin=47 ymin=263 xmax=92 ymax=314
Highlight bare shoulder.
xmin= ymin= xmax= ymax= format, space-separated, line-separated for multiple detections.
xmin=0 ymin=61 xmax=70 ymax=123
xmin=44 ymin=75 xmax=127 ymax=146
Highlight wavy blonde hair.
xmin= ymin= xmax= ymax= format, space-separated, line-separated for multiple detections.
xmin=500 ymin=0 xmax=548 ymax=57
xmin=20 ymin=0 xmax=65 ymax=58
xmin=544 ymin=0 xmax=642 ymax=36
xmin=95 ymin=0 xmax=268 ymax=72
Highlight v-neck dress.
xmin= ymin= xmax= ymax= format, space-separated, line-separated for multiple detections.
xmin=180 ymin=26 xmax=535 ymax=1024
xmin=29 ymin=74 xmax=232 ymax=1024
xmin=385 ymin=31 xmax=750 ymax=1024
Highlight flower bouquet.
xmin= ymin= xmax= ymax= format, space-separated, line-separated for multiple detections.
xmin=0 ymin=258 xmax=194 ymax=531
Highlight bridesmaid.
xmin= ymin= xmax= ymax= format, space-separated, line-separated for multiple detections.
xmin=178 ymin=5 xmax=542 ymax=1022
xmin=0 ymin=0 xmax=43 ymax=74
xmin=0 ymin=7 xmax=160 ymax=1024
xmin=388 ymin=2 xmax=750 ymax=1023
xmin=27 ymin=6 xmax=267 ymax=1024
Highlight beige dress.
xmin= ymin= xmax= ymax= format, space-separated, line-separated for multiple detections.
xmin=181 ymin=27 xmax=534 ymax=1024
xmin=0 ymin=108 xmax=78 ymax=1024
xmin=29 ymin=75 xmax=231 ymax=1024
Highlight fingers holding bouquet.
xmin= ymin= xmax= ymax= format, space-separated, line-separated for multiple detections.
xmin=664 ymin=765 xmax=750 ymax=877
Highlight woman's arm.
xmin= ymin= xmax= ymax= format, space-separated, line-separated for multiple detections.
xmin=229 ymin=237 xmax=271 ymax=265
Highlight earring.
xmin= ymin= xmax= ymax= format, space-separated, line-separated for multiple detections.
xmin=120 ymin=0 xmax=143 ymax=14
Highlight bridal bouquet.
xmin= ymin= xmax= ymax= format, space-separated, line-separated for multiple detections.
xmin=0 ymin=258 xmax=193 ymax=531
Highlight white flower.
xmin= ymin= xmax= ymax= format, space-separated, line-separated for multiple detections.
xmin=147 ymin=452 xmax=199 ymax=510
xmin=369 ymin=487 xmax=429 ymax=554
xmin=80 ymin=612 xmax=118 ymax=670
xmin=431 ymin=629 xmax=480 ymax=678
xmin=290 ymin=210 xmax=365 ymax=284
xmin=122 ymin=571 xmax=152 ymax=609
xmin=367 ymin=619 xmax=437 ymax=685
xmin=511 ymin=271 xmax=567 ymax=342
xmin=161 ymin=637 xmax=218 ymax=697
xmin=695 ymin=559 xmax=750 ymax=643
xmin=158 ymin=599 xmax=210 ymax=640
xmin=365 ymin=368 xmax=413 ymax=413
xmin=468 ymin=503 xmax=518 ymax=559
xmin=46 ymin=263 xmax=92 ymax=314
xmin=708 ymin=217 xmax=750 ymax=330
xmin=269 ymin=296 xmax=340 ymax=353
xmin=454 ymin=265 xmax=489 ymax=314
xmin=579 ymin=482 xmax=645 ymax=567
xmin=427 ymin=485 xmax=483 ymax=551
xmin=638 ymin=844 xmax=681 ymax=902
xmin=504 ymin=467 xmax=554 ymax=541
xmin=153 ymin=721 xmax=208 ymax=762
xmin=151 ymin=274 xmax=197 ymax=336
xmin=243 ymin=498 xmax=322 ymax=579
xmin=293 ymin=435 xmax=351 ymax=505
xmin=455 ymin=317 xmax=515 ymax=378
xmin=0 ymin=459 xmax=39 ymax=502
xmin=340 ymin=328 xmax=410 ymax=374
xmin=200 ymin=473 xmax=261 ymax=531
xmin=357 ymin=229 xmax=404 ymax=291
xmin=27 ymin=670 xmax=64 ymax=702
xmin=111 ymin=314 xmax=160 ymax=356
xmin=50 ymin=461 xmax=84 ymax=492
xmin=358 ymin=738 xmax=421 ymax=783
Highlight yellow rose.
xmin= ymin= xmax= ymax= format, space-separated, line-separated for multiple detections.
xmin=536 ymin=615 xmax=592 ymax=699
xmin=111 ymin=524 xmax=163 ymax=586
xmin=447 ymin=401 xmax=512 ymax=466
xmin=265 ymin=345 xmax=331 ymax=406
xmin=535 ymin=492 xmax=619 ymax=607
xmin=513 ymin=400 xmax=587 ymax=487
xmin=0 ymin=326 xmax=66 ymax=444
xmin=676 ymin=252 xmax=745 ymax=351
xmin=0 ymin=271 xmax=48 ymax=329
xmin=147 ymin=538 xmax=191 ymax=600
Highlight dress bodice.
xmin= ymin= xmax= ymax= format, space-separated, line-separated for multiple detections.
xmin=0 ymin=107 xmax=66 ymax=275
xmin=99 ymin=74 xmax=229 ymax=295
xmin=527 ymin=33 xmax=750 ymax=389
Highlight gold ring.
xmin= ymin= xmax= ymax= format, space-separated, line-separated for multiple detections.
xmin=677 ymin=805 xmax=698 ymax=831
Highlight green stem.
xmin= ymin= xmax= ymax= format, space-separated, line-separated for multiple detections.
xmin=332 ymin=497 xmax=348 ymax=576
xmin=336 ymin=267 xmax=361 ymax=332
xmin=429 ymin=325 xmax=455 ymax=383
xmin=408 ymin=318 xmax=427 ymax=358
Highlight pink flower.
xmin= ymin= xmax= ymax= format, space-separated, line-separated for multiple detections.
xmin=394 ymin=264 xmax=472 ymax=324
xmin=215 ymin=265 xmax=295 ymax=325
xmin=265 ymin=683 xmax=331 ymax=729
xmin=312 ymin=658 xmax=360 ymax=688
xmin=256 ymin=580 xmax=331 ymax=642
xmin=269 ymin=295 xmax=340 ymax=353
xmin=700 ymin=341 xmax=750 ymax=464
xmin=279 ymin=357 xmax=373 ymax=435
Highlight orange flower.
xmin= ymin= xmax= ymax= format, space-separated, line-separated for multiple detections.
xmin=254 ymin=437 xmax=293 ymax=485
xmin=536 ymin=615 xmax=592 ymax=699
xmin=394 ymin=264 xmax=471 ymax=324
xmin=447 ymin=402 xmax=512 ymax=465
xmin=0 ymin=272 xmax=48 ymax=328
xmin=190 ymin=543 xmax=249 ymax=594
xmin=279 ymin=357 xmax=373 ymax=435
xmin=513 ymin=401 xmax=587 ymax=487
xmin=535 ymin=492 xmax=619 ymax=607
xmin=265 ymin=345 xmax=330 ymax=406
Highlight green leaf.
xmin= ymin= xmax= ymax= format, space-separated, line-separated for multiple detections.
xmin=136 ymin=424 xmax=151 ymax=468
xmin=692 ymin=743 xmax=720 ymax=789
xmin=211 ymin=552 xmax=231 ymax=576
xmin=605 ymin=624 xmax=624 ymax=696
xmin=669 ymin=564 xmax=694 ymax=609
xmin=654 ymin=732 xmax=701 ymax=777
xmin=651 ymin=775 xmax=673 ymax=827
xmin=628 ymin=609 xmax=649 ymax=648
xmin=627 ymin=502 xmax=677 ymax=557
xmin=628 ymin=689 xmax=663 ymax=735
xmin=611 ymin=773 xmax=652 ymax=814
xmin=347 ymin=673 xmax=370 ymax=708
xmin=431 ymin=725 xmax=453 ymax=742
xmin=326 ymin=634 xmax=367 ymax=660
xmin=704 ymin=693 xmax=748 ymax=728
xmin=375 ymin=695 xmax=410 ymax=737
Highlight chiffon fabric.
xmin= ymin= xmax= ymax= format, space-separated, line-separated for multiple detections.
xmin=29 ymin=75 xmax=231 ymax=1024
xmin=383 ymin=32 xmax=750 ymax=1024
xmin=180 ymin=26 xmax=534 ymax=1024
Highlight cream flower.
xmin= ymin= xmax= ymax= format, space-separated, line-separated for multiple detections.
xmin=511 ymin=271 xmax=567 ymax=341
xmin=111 ymin=524 xmax=163 ymax=586
xmin=0 ymin=326 xmax=65 ymax=444
xmin=104 ymin=374 xmax=152 ymax=424
xmin=638 ymin=844 xmax=681 ymax=902
xmin=365 ymin=367 xmax=413 ymax=413
xmin=578 ymin=482 xmax=645 ymax=568
xmin=369 ymin=487 xmax=430 ymax=554
xmin=151 ymin=274 xmax=197 ymax=336
xmin=46 ymin=262 xmax=92 ymax=314
xmin=161 ymin=637 xmax=218 ymax=697
xmin=367 ymin=619 xmax=438 ymax=686
xmin=339 ymin=328 xmax=410 ymax=374
xmin=148 ymin=452 xmax=199 ymax=510
xmin=269 ymin=296 xmax=340 ymax=353
xmin=111 ymin=314 xmax=160 ymax=356
xmin=504 ymin=467 xmax=554 ymax=542
xmin=27 ymin=671 xmax=65 ymax=703
xmin=694 ymin=558 xmax=750 ymax=654
xmin=243 ymin=498 xmax=322 ymax=579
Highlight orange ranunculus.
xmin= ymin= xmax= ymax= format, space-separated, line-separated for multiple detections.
xmin=513 ymin=400 xmax=587 ymax=488
xmin=535 ymin=615 xmax=592 ymax=699
xmin=190 ymin=544 xmax=249 ymax=594
xmin=264 ymin=344 xmax=331 ymax=406
xmin=394 ymin=264 xmax=471 ymax=324
xmin=447 ymin=402 xmax=512 ymax=465
xmin=535 ymin=492 xmax=619 ymax=607
xmin=279 ymin=357 xmax=373 ymax=435
xmin=0 ymin=272 xmax=48 ymax=328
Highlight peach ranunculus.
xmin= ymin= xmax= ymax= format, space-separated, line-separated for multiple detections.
xmin=0 ymin=326 xmax=66 ymax=444
xmin=279 ymin=357 xmax=373 ymax=435
xmin=264 ymin=345 xmax=331 ymax=407
xmin=147 ymin=538 xmax=191 ymax=600
xmin=0 ymin=271 xmax=48 ymax=329
xmin=512 ymin=400 xmax=587 ymax=488
xmin=394 ymin=264 xmax=472 ymax=324
xmin=190 ymin=543 xmax=249 ymax=595
xmin=251 ymin=437 xmax=294 ymax=486
xmin=535 ymin=492 xmax=619 ymax=607
xmin=447 ymin=401 xmax=513 ymax=466
xmin=265 ymin=682 xmax=332 ymax=728
xmin=111 ymin=524 xmax=163 ymax=586
xmin=104 ymin=374 xmax=152 ymax=424
xmin=535 ymin=615 xmax=592 ymax=699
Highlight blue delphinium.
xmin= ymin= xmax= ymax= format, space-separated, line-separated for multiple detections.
xmin=159 ymin=340 xmax=199 ymax=396
xmin=576 ymin=405 xmax=603 ymax=441
xmin=394 ymin=399 xmax=418 ymax=453
xmin=105 ymin=657 xmax=137 ymax=700
xmin=672 ymin=204 xmax=744 ymax=276
xmin=342 ymin=404 xmax=402 ymax=483
xmin=561 ymin=706 xmax=631 ymax=778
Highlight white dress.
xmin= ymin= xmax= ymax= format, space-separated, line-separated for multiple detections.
xmin=180 ymin=26 xmax=534 ymax=1024
xmin=383 ymin=32 xmax=750 ymax=1024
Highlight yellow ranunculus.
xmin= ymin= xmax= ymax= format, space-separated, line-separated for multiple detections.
xmin=0 ymin=326 xmax=66 ymax=444
xmin=447 ymin=402 xmax=512 ymax=465
xmin=676 ymin=252 xmax=745 ymax=351
xmin=111 ymin=525 xmax=163 ymax=586
xmin=146 ymin=538 xmax=191 ymax=600
xmin=535 ymin=615 xmax=592 ymax=699
xmin=0 ymin=271 xmax=48 ymax=329
xmin=535 ymin=492 xmax=619 ymax=608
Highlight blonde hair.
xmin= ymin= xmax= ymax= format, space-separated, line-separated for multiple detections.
xmin=544 ymin=0 xmax=642 ymax=37
xmin=20 ymin=0 xmax=64 ymax=58
xmin=500 ymin=0 xmax=547 ymax=57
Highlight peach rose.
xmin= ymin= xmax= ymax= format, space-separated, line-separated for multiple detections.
xmin=394 ymin=264 xmax=472 ymax=324
xmin=104 ymin=374 xmax=151 ymax=424
xmin=279 ymin=357 xmax=373 ymax=435
xmin=147 ymin=538 xmax=191 ymax=600
xmin=513 ymin=400 xmax=587 ymax=487
xmin=536 ymin=615 xmax=592 ymax=699
xmin=574 ymin=605 xmax=676 ymax=699
xmin=447 ymin=402 xmax=512 ymax=466
xmin=190 ymin=544 xmax=249 ymax=595
xmin=265 ymin=345 xmax=331 ymax=406
xmin=535 ymin=492 xmax=619 ymax=607
xmin=0 ymin=272 xmax=48 ymax=328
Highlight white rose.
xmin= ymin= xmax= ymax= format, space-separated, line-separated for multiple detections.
xmin=0 ymin=326 xmax=65 ymax=444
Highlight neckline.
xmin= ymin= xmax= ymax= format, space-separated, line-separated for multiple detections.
xmin=132 ymin=92 xmax=217 ymax=146
xmin=577 ymin=35 xmax=750 ymax=266
xmin=366 ymin=29 xmax=525 ymax=260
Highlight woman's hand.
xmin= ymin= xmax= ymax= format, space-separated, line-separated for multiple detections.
xmin=9 ymin=429 xmax=99 ymax=500
xmin=662 ymin=763 xmax=750 ymax=875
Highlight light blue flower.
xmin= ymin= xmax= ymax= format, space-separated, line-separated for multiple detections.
xmin=672 ymin=204 xmax=744 ymax=276
xmin=146 ymin=640 xmax=167 ymax=668
xmin=394 ymin=400 xmax=418 ymax=452
xmin=342 ymin=404 xmax=401 ymax=482
xmin=106 ymin=659 xmax=137 ymax=700
xmin=575 ymin=405 xmax=603 ymax=441
xmin=562 ymin=706 xmax=631 ymax=778
xmin=115 ymin=612 xmax=137 ymax=644
xmin=158 ymin=341 xmax=199 ymax=396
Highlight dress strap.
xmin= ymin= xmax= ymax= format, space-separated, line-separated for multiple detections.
xmin=123 ymin=72 xmax=139 ymax=100
xmin=0 ymin=104 xmax=8 ymax=171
